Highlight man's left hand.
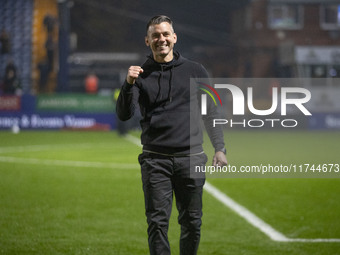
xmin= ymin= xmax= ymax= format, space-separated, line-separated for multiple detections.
xmin=212 ymin=151 xmax=228 ymax=167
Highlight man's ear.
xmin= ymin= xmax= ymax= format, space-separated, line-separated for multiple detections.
xmin=145 ymin=36 xmax=150 ymax=47
xmin=173 ymin=33 xmax=177 ymax=44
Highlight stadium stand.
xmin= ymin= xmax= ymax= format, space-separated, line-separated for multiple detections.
xmin=0 ymin=0 xmax=33 ymax=94
xmin=0 ymin=0 xmax=58 ymax=94
xmin=31 ymin=0 xmax=58 ymax=93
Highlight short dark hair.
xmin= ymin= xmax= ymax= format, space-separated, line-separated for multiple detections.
xmin=146 ymin=15 xmax=174 ymax=33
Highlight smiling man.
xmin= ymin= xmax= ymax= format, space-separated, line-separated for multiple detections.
xmin=116 ymin=15 xmax=227 ymax=255
xmin=145 ymin=18 xmax=177 ymax=62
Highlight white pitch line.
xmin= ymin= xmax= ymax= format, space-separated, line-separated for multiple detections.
xmin=125 ymin=134 xmax=340 ymax=243
xmin=0 ymin=156 xmax=139 ymax=169
xmin=204 ymin=182 xmax=340 ymax=243
xmin=287 ymin=238 xmax=340 ymax=243
xmin=0 ymin=143 xmax=111 ymax=154
xmin=125 ymin=134 xmax=142 ymax=147
xmin=204 ymin=182 xmax=289 ymax=242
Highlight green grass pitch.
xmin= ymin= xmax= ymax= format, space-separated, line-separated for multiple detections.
xmin=0 ymin=130 xmax=339 ymax=254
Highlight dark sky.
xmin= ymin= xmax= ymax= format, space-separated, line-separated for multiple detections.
xmin=70 ymin=0 xmax=249 ymax=53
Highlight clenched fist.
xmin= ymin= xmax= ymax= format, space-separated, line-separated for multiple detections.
xmin=126 ymin=66 xmax=144 ymax=85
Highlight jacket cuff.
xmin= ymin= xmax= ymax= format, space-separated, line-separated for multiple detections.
xmin=122 ymin=80 xmax=134 ymax=91
xmin=215 ymin=145 xmax=226 ymax=155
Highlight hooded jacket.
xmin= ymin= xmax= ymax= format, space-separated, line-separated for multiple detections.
xmin=116 ymin=51 xmax=225 ymax=155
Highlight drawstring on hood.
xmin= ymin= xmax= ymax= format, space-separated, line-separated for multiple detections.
xmin=167 ymin=65 xmax=174 ymax=103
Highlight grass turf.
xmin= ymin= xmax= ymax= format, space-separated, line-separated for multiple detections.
xmin=0 ymin=130 xmax=339 ymax=254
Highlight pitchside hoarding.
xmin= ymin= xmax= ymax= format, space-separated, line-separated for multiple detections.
xmin=0 ymin=94 xmax=115 ymax=130
xmin=36 ymin=94 xmax=114 ymax=113
xmin=0 ymin=113 xmax=113 ymax=130
xmin=0 ymin=96 xmax=21 ymax=111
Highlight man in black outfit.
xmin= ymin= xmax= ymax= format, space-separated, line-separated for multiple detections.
xmin=116 ymin=15 xmax=228 ymax=255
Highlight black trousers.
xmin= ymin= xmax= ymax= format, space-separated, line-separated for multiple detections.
xmin=138 ymin=152 xmax=207 ymax=255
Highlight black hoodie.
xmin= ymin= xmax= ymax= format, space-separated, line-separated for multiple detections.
xmin=116 ymin=51 xmax=225 ymax=155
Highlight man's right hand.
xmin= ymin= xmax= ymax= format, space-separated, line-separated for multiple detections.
xmin=126 ymin=66 xmax=144 ymax=85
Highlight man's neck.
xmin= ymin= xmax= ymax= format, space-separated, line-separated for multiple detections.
xmin=153 ymin=52 xmax=174 ymax=63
